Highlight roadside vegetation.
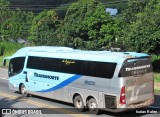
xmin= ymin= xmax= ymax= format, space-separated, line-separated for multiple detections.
xmin=151 ymin=55 xmax=160 ymax=94
xmin=0 ymin=0 xmax=159 ymax=52
xmin=0 ymin=42 xmax=24 ymax=67
xmin=154 ymin=73 xmax=160 ymax=83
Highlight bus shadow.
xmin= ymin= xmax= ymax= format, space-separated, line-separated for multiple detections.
xmin=151 ymin=94 xmax=160 ymax=108
xmin=0 ymin=96 xmax=26 ymax=117
xmin=99 ymin=111 xmax=147 ymax=117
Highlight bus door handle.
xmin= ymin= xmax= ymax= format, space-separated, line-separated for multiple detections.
xmin=23 ymin=71 xmax=29 ymax=82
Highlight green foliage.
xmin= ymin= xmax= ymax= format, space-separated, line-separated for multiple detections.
xmin=122 ymin=0 xmax=148 ymax=24
xmin=0 ymin=41 xmax=23 ymax=54
xmin=116 ymin=0 xmax=160 ymax=54
xmin=56 ymin=0 xmax=118 ymax=50
xmin=154 ymin=73 xmax=160 ymax=83
xmin=9 ymin=0 xmax=79 ymax=19
xmin=152 ymin=55 xmax=160 ymax=62
xmin=152 ymin=55 xmax=160 ymax=71
xmin=0 ymin=41 xmax=24 ymax=66
xmin=28 ymin=10 xmax=60 ymax=45
xmin=99 ymin=0 xmax=128 ymax=9
xmin=1 ymin=10 xmax=34 ymax=41
xmin=0 ymin=0 xmax=11 ymax=23
xmin=0 ymin=0 xmax=160 ymax=56
xmin=0 ymin=0 xmax=12 ymax=41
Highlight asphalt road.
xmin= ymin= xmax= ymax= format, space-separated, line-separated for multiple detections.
xmin=0 ymin=67 xmax=160 ymax=117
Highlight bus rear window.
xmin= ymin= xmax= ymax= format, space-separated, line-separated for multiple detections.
xmin=9 ymin=57 xmax=25 ymax=77
xmin=118 ymin=59 xmax=153 ymax=77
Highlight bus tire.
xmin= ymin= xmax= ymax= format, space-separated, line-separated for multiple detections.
xmin=20 ymin=84 xmax=28 ymax=97
xmin=73 ymin=95 xmax=85 ymax=112
xmin=88 ymin=98 xmax=100 ymax=115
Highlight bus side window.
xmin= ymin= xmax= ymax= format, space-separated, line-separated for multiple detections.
xmin=61 ymin=59 xmax=81 ymax=74
xmin=82 ymin=61 xmax=97 ymax=77
xmin=98 ymin=62 xmax=117 ymax=78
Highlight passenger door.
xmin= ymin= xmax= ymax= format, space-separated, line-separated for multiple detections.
xmin=25 ymin=70 xmax=44 ymax=92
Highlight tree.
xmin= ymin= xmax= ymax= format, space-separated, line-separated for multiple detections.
xmin=56 ymin=0 xmax=118 ymax=50
xmin=122 ymin=0 xmax=148 ymax=24
xmin=0 ymin=0 xmax=11 ymax=41
xmin=116 ymin=0 xmax=160 ymax=54
xmin=1 ymin=10 xmax=34 ymax=41
xmin=0 ymin=0 xmax=11 ymax=23
xmin=28 ymin=10 xmax=60 ymax=45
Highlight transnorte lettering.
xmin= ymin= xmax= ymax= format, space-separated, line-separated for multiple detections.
xmin=34 ymin=73 xmax=59 ymax=80
xmin=125 ymin=65 xmax=150 ymax=72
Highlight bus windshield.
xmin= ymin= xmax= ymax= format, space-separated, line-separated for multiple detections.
xmin=9 ymin=57 xmax=25 ymax=77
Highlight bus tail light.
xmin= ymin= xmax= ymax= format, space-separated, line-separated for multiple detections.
xmin=120 ymin=86 xmax=126 ymax=105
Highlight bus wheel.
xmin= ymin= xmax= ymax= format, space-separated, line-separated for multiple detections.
xmin=73 ymin=95 xmax=85 ymax=112
xmin=20 ymin=84 xmax=27 ymax=96
xmin=88 ymin=98 xmax=100 ymax=115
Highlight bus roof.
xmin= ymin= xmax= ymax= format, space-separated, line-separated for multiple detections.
xmin=4 ymin=46 xmax=149 ymax=63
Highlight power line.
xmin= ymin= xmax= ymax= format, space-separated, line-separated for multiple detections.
xmin=8 ymin=0 xmax=128 ymax=7
xmin=1 ymin=0 xmax=129 ymax=11
xmin=9 ymin=0 xmax=128 ymax=6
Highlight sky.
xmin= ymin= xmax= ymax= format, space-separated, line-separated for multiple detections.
xmin=106 ymin=8 xmax=118 ymax=16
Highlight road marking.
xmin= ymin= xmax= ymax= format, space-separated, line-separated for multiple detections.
xmin=0 ymin=92 xmax=90 ymax=117
xmin=0 ymin=77 xmax=8 ymax=80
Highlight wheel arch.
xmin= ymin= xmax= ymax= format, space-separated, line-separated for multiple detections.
xmin=72 ymin=93 xmax=86 ymax=105
xmin=86 ymin=95 xmax=97 ymax=107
